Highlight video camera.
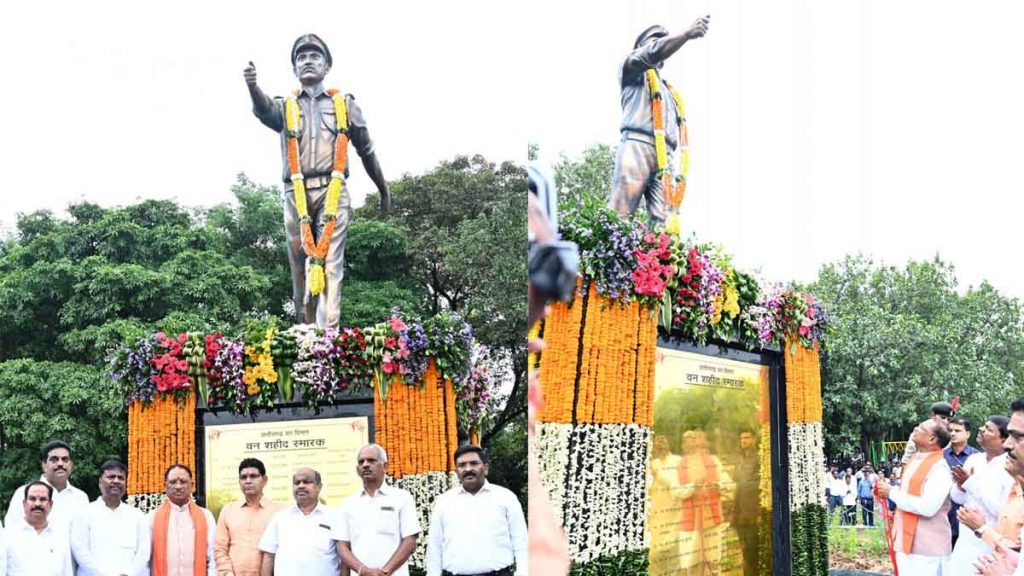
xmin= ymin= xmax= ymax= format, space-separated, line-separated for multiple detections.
xmin=528 ymin=164 xmax=579 ymax=303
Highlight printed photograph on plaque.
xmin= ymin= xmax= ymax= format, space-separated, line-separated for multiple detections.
xmin=203 ymin=416 xmax=369 ymax=516
xmin=650 ymin=347 xmax=772 ymax=576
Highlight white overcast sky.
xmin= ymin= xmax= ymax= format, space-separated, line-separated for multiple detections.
xmin=3 ymin=1 xmax=1024 ymax=297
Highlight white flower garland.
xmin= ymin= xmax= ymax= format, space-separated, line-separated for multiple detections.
xmin=536 ymin=422 xmax=651 ymax=562
xmin=787 ymin=421 xmax=826 ymax=510
xmin=128 ymin=492 xmax=167 ymax=514
xmin=389 ymin=471 xmax=458 ymax=568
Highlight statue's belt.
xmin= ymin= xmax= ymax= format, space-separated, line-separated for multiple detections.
xmin=287 ymin=175 xmax=335 ymax=189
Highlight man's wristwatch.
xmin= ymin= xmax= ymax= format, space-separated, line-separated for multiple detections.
xmin=974 ymin=525 xmax=987 ymax=538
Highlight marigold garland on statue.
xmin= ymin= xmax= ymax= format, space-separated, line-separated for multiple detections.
xmin=285 ymin=89 xmax=349 ymax=296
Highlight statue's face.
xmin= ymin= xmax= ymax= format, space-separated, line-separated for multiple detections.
xmin=294 ymin=48 xmax=329 ymax=85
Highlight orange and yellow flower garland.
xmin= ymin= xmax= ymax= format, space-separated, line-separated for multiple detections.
xmin=537 ymin=282 xmax=656 ymax=426
xmin=646 ymin=69 xmax=689 ymax=235
xmin=285 ymin=90 xmax=349 ymax=296
xmin=127 ymin=392 xmax=196 ymax=494
xmin=374 ymin=360 xmax=459 ymax=478
xmin=784 ymin=338 xmax=823 ymax=423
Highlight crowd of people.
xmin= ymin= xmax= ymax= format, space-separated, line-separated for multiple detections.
xmin=833 ymin=400 xmax=1024 ymax=575
xmin=0 ymin=441 xmax=526 ymax=576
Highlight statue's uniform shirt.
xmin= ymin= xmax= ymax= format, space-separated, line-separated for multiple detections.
xmin=251 ymin=87 xmax=375 ymax=327
xmin=251 ymin=88 xmax=375 ymax=185
xmin=424 ymin=481 xmax=527 ymax=576
xmin=618 ymin=38 xmax=681 ymax=148
xmin=70 ymin=498 xmax=151 ymax=576
xmin=948 ymin=452 xmax=1014 ymax=575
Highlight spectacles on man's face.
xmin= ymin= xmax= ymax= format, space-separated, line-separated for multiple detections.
xmin=239 ymin=473 xmax=262 ymax=481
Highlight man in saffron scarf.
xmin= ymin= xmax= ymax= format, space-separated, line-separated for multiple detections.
xmin=244 ymin=33 xmax=390 ymax=328
xmin=677 ymin=427 xmax=734 ymax=576
xmin=609 ymin=18 xmax=709 ymax=226
xmin=149 ymin=464 xmax=217 ymax=576
xmin=877 ymin=418 xmax=954 ymax=575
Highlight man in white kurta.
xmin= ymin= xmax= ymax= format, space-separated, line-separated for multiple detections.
xmin=878 ymin=419 xmax=954 ymax=575
xmin=71 ymin=460 xmax=151 ymax=576
xmin=648 ymin=435 xmax=684 ymax=576
xmin=6 ymin=482 xmax=74 ymax=576
xmin=948 ymin=417 xmax=1014 ymax=575
xmin=148 ymin=465 xmax=217 ymax=576
xmin=5 ymin=441 xmax=89 ymax=533
xmin=425 ymin=445 xmax=527 ymax=576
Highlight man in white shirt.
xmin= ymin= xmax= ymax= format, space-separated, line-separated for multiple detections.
xmin=149 ymin=465 xmax=217 ymax=576
xmin=425 ymin=445 xmax=527 ymax=576
xmin=948 ymin=416 xmax=1014 ymax=574
xmin=71 ymin=459 xmax=150 ymax=576
xmin=5 ymin=440 xmax=89 ymax=532
xmin=333 ymin=444 xmax=419 ymax=576
xmin=258 ymin=467 xmax=339 ymax=576
xmin=5 ymin=481 xmax=74 ymax=575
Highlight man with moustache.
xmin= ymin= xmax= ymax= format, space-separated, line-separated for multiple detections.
xmin=973 ymin=399 xmax=1024 ymax=575
xmin=214 ymin=458 xmax=283 ymax=576
xmin=333 ymin=444 xmax=419 ymax=576
xmin=4 ymin=481 xmax=74 ymax=575
xmin=149 ymin=465 xmax=216 ymax=576
xmin=5 ymin=440 xmax=89 ymax=531
xmin=258 ymin=468 xmax=339 ymax=576
xmin=425 ymin=445 xmax=527 ymax=576
xmin=877 ymin=418 xmax=954 ymax=574
xmin=244 ymin=34 xmax=390 ymax=328
xmin=948 ymin=416 xmax=1014 ymax=574
xmin=71 ymin=459 xmax=151 ymax=575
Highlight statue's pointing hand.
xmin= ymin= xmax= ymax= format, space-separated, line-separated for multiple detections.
xmin=686 ymin=15 xmax=710 ymax=40
xmin=244 ymin=61 xmax=258 ymax=88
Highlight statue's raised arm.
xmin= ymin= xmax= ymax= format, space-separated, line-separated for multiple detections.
xmin=610 ymin=17 xmax=709 ymax=231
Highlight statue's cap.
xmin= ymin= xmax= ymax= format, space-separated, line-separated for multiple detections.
xmin=634 ymin=25 xmax=669 ymax=49
xmin=292 ymin=34 xmax=332 ymax=67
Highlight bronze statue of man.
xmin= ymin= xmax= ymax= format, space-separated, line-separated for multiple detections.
xmin=609 ymin=18 xmax=709 ymax=226
xmin=244 ymin=34 xmax=390 ymax=328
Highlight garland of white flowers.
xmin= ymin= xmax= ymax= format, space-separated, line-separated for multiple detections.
xmin=127 ymin=492 xmax=167 ymax=514
xmin=536 ymin=422 xmax=650 ymax=562
xmin=787 ymin=422 xmax=826 ymax=510
xmin=390 ymin=471 xmax=458 ymax=568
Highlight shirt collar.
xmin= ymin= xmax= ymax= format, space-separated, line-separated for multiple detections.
xmin=241 ymin=496 xmax=270 ymax=509
xmin=38 ymin=475 xmax=77 ymax=495
xmin=169 ymin=500 xmax=191 ymax=512
xmin=297 ymin=86 xmax=332 ymax=100
xmin=360 ymin=484 xmax=390 ymax=497
xmin=456 ymin=480 xmax=492 ymax=495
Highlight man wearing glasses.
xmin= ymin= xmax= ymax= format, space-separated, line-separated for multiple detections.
xmin=877 ymin=419 xmax=954 ymax=574
xmin=4 ymin=440 xmax=89 ymax=531
xmin=214 ymin=458 xmax=284 ymax=576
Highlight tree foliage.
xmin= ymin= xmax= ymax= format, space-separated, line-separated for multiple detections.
xmin=809 ymin=255 xmax=1024 ymax=459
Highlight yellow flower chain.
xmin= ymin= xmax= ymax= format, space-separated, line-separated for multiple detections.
xmin=648 ymin=70 xmax=690 ymax=235
xmin=242 ymin=328 xmax=278 ymax=394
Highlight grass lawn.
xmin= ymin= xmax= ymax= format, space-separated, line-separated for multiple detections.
xmin=826 ymin=508 xmax=894 ymax=574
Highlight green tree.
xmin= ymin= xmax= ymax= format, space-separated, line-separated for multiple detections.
xmin=808 ymin=255 xmax=1024 ymax=460
xmin=0 ymin=360 xmax=126 ymax=511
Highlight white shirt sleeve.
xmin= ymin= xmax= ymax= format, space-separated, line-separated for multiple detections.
xmin=0 ymin=527 xmax=7 ymax=576
xmin=506 ymin=492 xmax=528 ymax=576
xmin=330 ymin=503 xmax=350 ymax=543
xmin=4 ymin=487 xmax=23 ymax=529
xmin=962 ymin=466 xmax=1015 ymax=520
xmin=258 ymin=513 xmax=279 ymax=553
xmin=399 ymin=492 xmax=420 ymax=538
xmin=69 ymin=508 xmax=101 ymax=575
xmin=425 ymin=497 xmax=443 ymax=576
xmin=891 ymin=461 xmax=954 ymax=517
xmin=132 ymin=508 xmax=152 ymax=576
